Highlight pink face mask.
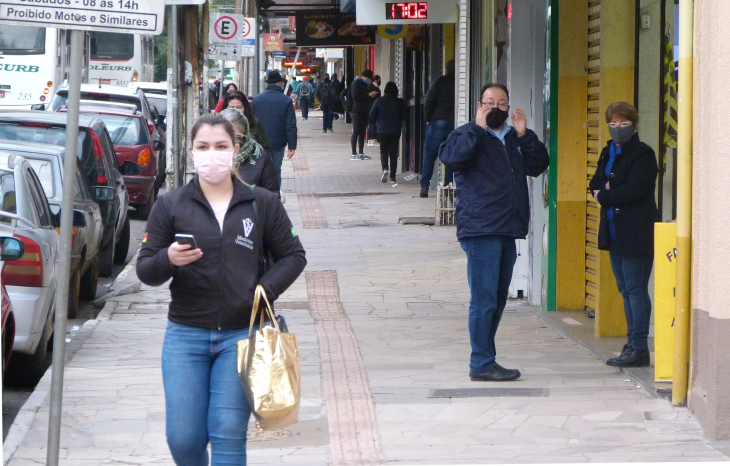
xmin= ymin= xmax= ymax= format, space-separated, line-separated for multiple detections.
xmin=192 ymin=150 xmax=233 ymax=185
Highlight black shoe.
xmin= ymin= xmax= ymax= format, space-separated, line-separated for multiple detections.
xmin=470 ymin=363 xmax=521 ymax=382
xmin=606 ymin=348 xmax=650 ymax=367
xmin=606 ymin=343 xmax=632 ymax=366
xmin=420 ymin=187 xmax=429 ymax=198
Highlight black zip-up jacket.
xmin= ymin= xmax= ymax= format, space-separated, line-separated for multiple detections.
xmin=238 ymin=147 xmax=280 ymax=194
xmin=589 ymin=133 xmax=659 ymax=256
xmin=136 ymin=176 xmax=306 ymax=329
xmin=424 ymin=73 xmax=455 ymax=122
xmin=350 ymin=77 xmax=372 ymax=115
xmin=439 ymin=121 xmax=550 ymax=240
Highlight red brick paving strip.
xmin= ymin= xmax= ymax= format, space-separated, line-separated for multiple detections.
xmin=306 ymin=271 xmax=385 ymax=466
xmin=299 ymin=193 xmax=327 ymax=228
xmin=292 ymin=144 xmax=310 ymax=174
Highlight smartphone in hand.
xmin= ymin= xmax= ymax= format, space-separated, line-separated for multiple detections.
xmin=174 ymin=234 xmax=198 ymax=250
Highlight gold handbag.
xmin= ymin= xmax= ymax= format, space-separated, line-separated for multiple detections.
xmin=237 ymin=285 xmax=300 ymax=430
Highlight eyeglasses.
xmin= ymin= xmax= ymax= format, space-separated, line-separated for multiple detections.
xmin=607 ymin=121 xmax=633 ymax=128
xmin=479 ymin=101 xmax=509 ymax=110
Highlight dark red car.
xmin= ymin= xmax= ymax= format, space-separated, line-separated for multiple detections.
xmin=75 ymin=106 xmax=165 ymax=220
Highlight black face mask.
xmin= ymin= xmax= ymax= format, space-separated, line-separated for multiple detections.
xmin=487 ymin=107 xmax=509 ymax=128
xmin=324 ymin=78 xmax=330 ymax=83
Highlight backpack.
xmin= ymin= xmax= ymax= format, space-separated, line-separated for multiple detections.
xmin=340 ymin=87 xmax=352 ymax=112
xmin=299 ymin=83 xmax=311 ymax=97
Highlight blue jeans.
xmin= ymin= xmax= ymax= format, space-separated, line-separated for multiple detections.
xmin=268 ymin=147 xmax=285 ymax=187
xmin=299 ymin=97 xmax=310 ymax=119
xmin=321 ymin=104 xmax=333 ymax=131
xmin=421 ymin=119 xmax=455 ymax=188
xmin=162 ymin=321 xmax=256 ymax=466
xmin=608 ymin=251 xmax=653 ymax=350
xmin=459 ymin=236 xmax=517 ymax=373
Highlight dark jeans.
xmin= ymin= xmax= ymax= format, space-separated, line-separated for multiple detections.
xmin=299 ymin=97 xmax=310 ymax=119
xmin=269 ymin=147 xmax=285 ymax=187
xmin=162 ymin=321 xmax=258 ymax=466
xmin=379 ymin=133 xmax=400 ymax=179
xmin=459 ymin=236 xmax=517 ymax=374
xmin=351 ymin=113 xmax=368 ymax=155
xmin=321 ymin=104 xmax=334 ymax=131
xmin=609 ymin=250 xmax=653 ymax=350
xmin=421 ymin=119 xmax=455 ymax=188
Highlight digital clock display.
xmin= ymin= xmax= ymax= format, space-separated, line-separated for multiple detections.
xmin=385 ymin=2 xmax=428 ymax=20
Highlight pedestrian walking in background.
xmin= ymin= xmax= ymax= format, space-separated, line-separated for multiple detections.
xmin=297 ymin=76 xmax=314 ymax=120
xmin=590 ymin=102 xmax=659 ymax=368
xmin=252 ymin=70 xmax=297 ymax=187
xmin=420 ymin=60 xmax=456 ymax=198
xmin=309 ymin=77 xmax=317 ymax=109
xmin=316 ymin=74 xmax=336 ymax=133
xmin=214 ymin=83 xmax=238 ymax=113
xmin=219 ymin=90 xmax=269 ymax=151
xmin=350 ymin=69 xmax=377 ymax=160
xmin=369 ymin=82 xmax=406 ymax=185
xmin=331 ymin=72 xmax=343 ymax=119
xmin=367 ymin=75 xmax=382 ymax=147
xmin=440 ymin=83 xmax=549 ymax=382
xmin=220 ymin=108 xmax=279 ymax=194
xmin=136 ymin=113 xmax=306 ymax=466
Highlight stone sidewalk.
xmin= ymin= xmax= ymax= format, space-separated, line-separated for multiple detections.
xmin=4 ymin=113 xmax=728 ymax=465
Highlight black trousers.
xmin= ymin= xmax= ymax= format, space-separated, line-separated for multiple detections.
xmin=379 ymin=133 xmax=400 ymax=179
xmin=350 ymin=113 xmax=368 ymax=154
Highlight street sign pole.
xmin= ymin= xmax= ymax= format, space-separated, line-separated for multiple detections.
xmin=46 ymin=28 xmax=84 ymax=466
xmin=170 ymin=5 xmax=182 ymax=188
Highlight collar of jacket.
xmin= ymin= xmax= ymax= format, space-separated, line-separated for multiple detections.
xmin=469 ymin=119 xmax=515 ymax=139
xmin=266 ymin=84 xmax=284 ymax=92
xmin=184 ymin=175 xmax=255 ymax=207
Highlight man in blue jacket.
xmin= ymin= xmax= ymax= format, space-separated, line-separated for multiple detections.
xmin=252 ymin=70 xmax=298 ymax=186
xmin=439 ymin=83 xmax=549 ymax=382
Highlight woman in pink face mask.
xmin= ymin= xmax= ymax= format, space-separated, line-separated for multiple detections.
xmin=136 ymin=113 xmax=306 ymax=466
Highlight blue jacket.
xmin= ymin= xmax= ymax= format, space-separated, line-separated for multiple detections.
xmin=252 ymin=84 xmax=297 ymax=151
xmin=439 ymin=120 xmax=550 ymax=240
xmin=369 ymin=95 xmax=407 ymax=136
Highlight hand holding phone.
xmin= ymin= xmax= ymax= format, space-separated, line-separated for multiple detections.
xmin=169 ymin=234 xmax=202 ymax=267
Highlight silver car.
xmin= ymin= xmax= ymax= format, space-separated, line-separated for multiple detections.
xmin=0 ymin=154 xmax=59 ymax=387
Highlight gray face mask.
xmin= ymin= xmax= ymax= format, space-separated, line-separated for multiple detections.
xmin=609 ymin=125 xmax=636 ymax=145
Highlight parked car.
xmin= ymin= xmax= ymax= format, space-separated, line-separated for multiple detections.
xmin=0 ymin=111 xmax=137 ymax=277
xmin=131 ymin=82 xmax=167 ymax=123
xmin=1 ymin=236 xmax=24 ymax=373
xmin=0 ymin=155 xmax=60 ymax=386
xmin=44 ymin=83 xmax=167 ymax=190
xmin=0 ymin=141 xmax=106 ymax=315
xmin=67 ymin=106 xmax=165 ymax=220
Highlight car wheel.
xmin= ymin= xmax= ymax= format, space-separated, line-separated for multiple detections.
xmin=80 ymin=257 xmax=99 ymax=301
xmin=6 ymin=312 xmax=51 ymax=387
xmin=99 ymin=240 xmax=114 ymax=278
xmin=114 ymin=215 xmax=131 ymax=264
xmin=67 ymin=269 xmax=80 ymax=319
xmin=137 ymin=188 xmax=155 ymax=221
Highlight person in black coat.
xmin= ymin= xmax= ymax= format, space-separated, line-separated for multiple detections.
xmin=589 ymin=102 xmax=659 ymax=368
xmin=137 ymin=113 xmax=305 ymax=465
xmin=366 ymin=75 xmax=382 ymax=147
xmin=349 ymin=69 xmax=377 ymax=159
xmin=369 ymin=82 xmax=406 ymax=184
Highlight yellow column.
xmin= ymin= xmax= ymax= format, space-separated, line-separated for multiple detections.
xmin=443 ymin=23 xmax=455 ymax=64
xmin=354 ymin=47 xmax=367 ymax=74
xmin=593 ymin=0 xmax=635 ymax=337
xmin=555 ymin=0 xmax=588 ymax=311
xmin=673 ymin=0 xmax=693 ymax=407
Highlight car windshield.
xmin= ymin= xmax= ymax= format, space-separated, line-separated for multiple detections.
xmin=146 ymin=96 xmax=167 ymax=116
xmin=83 ymin=113 xmax=147 ymax=145
xmin=51 ymin=91 xmax=142 ymax=113
xmin=0 ymin=26 xmax=45 ymax=55
xmin=0 ymin=171 xmax=16 ymax=222
xmin=0 ymin=123 xmax=88 ymax=161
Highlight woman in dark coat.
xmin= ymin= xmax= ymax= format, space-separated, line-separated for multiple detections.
xmin=589 ymin=102 xmax=659 ymax=368
xmin=369 ymin=82 xmax=406 ymax=185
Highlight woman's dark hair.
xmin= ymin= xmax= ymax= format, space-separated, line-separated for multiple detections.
xmin=222 ymin=90 xmax=254 ymax=121
xmin=479 ymin=83 xmax=510 ymax=102
xmin=191 ymin=113 xmax=236 ymax=145
xmin=224 ymin=83 xmax=238 ymax=93
xmin=383 ymin=81 xmax=398 ymax=96
xmin=605 ymin=101 xmax=639 ymax=126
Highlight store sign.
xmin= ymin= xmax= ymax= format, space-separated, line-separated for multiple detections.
xmin=0 ymin=0 xmax=165 ymax=34
xmin=356 ymin=0 xmax=457 ymax=25
xmin=378 ymin=24 xmax=408 ymax=39
xmin=295 ymin=11 xmax=375 ymax=47
xmin=264 ymin=33 xmax=284 ymax=51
